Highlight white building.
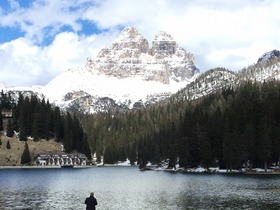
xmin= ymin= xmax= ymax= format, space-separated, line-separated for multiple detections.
xmin=34 ymin=152 xmax=88 ymax=166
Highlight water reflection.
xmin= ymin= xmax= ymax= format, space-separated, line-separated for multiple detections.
xmin=1 ymin=168 xmax=280 ymax=209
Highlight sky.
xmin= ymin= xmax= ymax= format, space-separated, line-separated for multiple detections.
xmin=0 ymin=0 xmax=280 ymax=87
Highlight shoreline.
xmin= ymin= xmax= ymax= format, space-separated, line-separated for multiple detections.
xmin=0 ymin=165 xmax=97 ymax=169
xmin=1 ymin=165 xmax=280 ymax=175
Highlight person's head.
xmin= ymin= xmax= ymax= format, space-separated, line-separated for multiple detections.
xmin=90 ymin=192 xmax=94 ymax=197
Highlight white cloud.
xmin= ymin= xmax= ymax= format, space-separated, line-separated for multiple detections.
xmin=0 ymin=31 xmax=117 ymax=86
xmin=1 ymin=0 xmax=280 ymax=86
xmin=0 ymin=0 xmax=88 ymax=42
xmin=82 ymin=0 xmax=280 ymax=71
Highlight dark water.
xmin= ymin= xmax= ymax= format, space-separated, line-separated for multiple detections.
xmin=1 ymin=167 xmax=280 ymax=209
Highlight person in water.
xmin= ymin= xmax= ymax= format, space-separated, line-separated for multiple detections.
xmin=85 ymin=192 xmax=98 ymax=210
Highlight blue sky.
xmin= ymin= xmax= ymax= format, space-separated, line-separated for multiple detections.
xmin=0 ymin=0 xmax=280 ymax=86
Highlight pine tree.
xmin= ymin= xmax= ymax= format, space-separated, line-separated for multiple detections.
xmin=31 ymin=113 xmax=40 ymax=141
xmin=6 ymin=119 xmax=14 ymax=137
xmin=19 ymin=104 xmax=28 ymax=141
xmin=19 ymin=124 xmax=27 ymax=141
xmin=0 ymin=112 xmax=3 ymax=132
xmin=167 ymin=122 xmax=177 ymax=169
xmin=128 ymin=141 xmax=137 ymax=165
xmin=12 ymin=107 xmax=19 ymax=133
xmin=62 ymin=112 xmax=74 ymax=152
xmin=83 ymin=133 xmax=92 ymax=160
xmin=53 ymin=107 xmax=62 ymax=141
xmin=208 ymin=107 xmax=224 ymax=164
xmin=23 ymin=96 xmax=32 ymax=136
xmin=21 ymin=142 xmax=31 ymax=165
xmin=6 ymin=140 xmax=11 ymax=149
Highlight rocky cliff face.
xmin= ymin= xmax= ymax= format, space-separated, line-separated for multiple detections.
xmin=150 ymin=31 xmax=197 ymax=82
xmin=86 ymin=27 xmax=198 ymax=85
xmin=257 ymin=49 xmax=280 ymax=63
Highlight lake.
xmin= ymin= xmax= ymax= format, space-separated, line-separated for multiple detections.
xmin=1 ymin=167 xmax=280 ymax=209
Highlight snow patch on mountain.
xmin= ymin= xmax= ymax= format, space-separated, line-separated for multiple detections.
xmin=177 ymin=68 xmax=237 ymax=101
xmin=240 ymin=56 xmax=280 ymax=82
xmin=39 ymin=27 xmax=199 ymax=112
xmin=4 ymin=29 xmax=280 ymax=114
xmin=257 ymin=50 xmax=280 ymax=63
xmin=41 ymin=66 xmax=193 ymax=111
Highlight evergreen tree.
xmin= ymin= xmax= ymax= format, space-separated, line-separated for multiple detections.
xmin=103 ymin=144 xmax=117 ymax=164
xmin=53 ymin=107 xmax=63 ymax=141
xmin=82 ymin=133 xmax=92 ymax=160
xmin=31 ymin=113 xmax=40 ymax=141
xmin=178 ymin=111 xmax=192 ymax=168
xmin=12 ymin=107 xmax=19 ymax=133
xmin=198 ymin=119 xmax=213 ymax=170
xmin=6 ymin=140 xmax=11 ymax=149
xmin=78 ymin=79 xmax=280 ymax=170
xmin=208 ymin=107 xmax=224 ymax=165
xmin=19 ymin=124 xmax=28 ymax=141
xmin=62 ymin=112 xmax=74 ymax=152
xmin=23 ymin=96 xmax=32 ymax=136
xmin=21 ymin=142 xmax=31 ymax=165
xmin=0 ymin=90 xmax=11 ymax=110
xmin=258 ymin=115 xmax=272 ymax=172
xmin=0 ymin=112 xmax=3 ymax=132
xmin=19 ymin=104 xmax=28 ymax=141
xmin=128 ymin=142 xmax=137 ymax=165
xmin=167 ymin=122 xmax=177 ymax=168
xmin=43 ymin=99 xmax=52 ymax=140
xmin=6 ymin=119 xmax=14 ymax=137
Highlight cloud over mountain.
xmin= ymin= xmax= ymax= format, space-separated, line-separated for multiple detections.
xmin=0 ymin=0 xmax=280 ymax=86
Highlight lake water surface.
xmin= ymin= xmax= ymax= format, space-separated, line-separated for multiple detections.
xmin=1 ymin=167 xmax=280 ymax=209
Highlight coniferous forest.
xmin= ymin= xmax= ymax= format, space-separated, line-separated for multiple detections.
xmin=1 ymin=80 xmax=280 ymax=171
xmin=0 ymin=91 xmax=91 ymax=159
xmin=80 ymin=80 xmax=280 ymax=171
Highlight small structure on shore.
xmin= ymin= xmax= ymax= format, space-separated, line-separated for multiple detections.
xmin=34 ymin=152 xmax=88 ymax=166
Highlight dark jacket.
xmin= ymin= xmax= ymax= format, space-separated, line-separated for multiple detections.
xmin=85 ymin=195 xmax=98 ymax=210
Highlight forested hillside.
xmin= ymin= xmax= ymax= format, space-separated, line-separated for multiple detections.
xmin=0 ymin=91 xmax=91 ymax=159
xmin=81 ymin=80 xmax=280 ymax=171
xmin=2 ymin=79 xmax=280 ymax=171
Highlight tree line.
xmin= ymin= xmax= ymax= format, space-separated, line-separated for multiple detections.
xmin=0 ymin=91 xmax=91 ymax=159
xmin=80 ymin=80 xmax=280 ymax=171
xmin=2 ymin=79 xmax=280 ymax=170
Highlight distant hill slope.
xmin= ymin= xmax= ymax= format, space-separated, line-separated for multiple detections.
xmin=0 ymin=135 xmax=62 ymax=166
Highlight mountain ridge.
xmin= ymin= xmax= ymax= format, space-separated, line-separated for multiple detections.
xmin=1 ymin=28 xmax=280 ymax=113
xmin=16 ymin=26 xmax=199 ymax=113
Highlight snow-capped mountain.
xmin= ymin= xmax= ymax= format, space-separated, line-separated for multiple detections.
xmin=176 ymin=68 xmax=238 ymax=101
xmin=240 ymin=56 xmax=280 ymax=82
xmin=2 ymin=27 xmax=280 ymax=114
xmin=175 ymin=51 xmax=280 ymax=102
xmin=39 ymin=27 xmax=199 ymax=113
xmin=257 ymin=50 xmax=280 ymax=63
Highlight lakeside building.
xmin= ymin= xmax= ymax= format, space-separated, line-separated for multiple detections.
xmin=34 ymin=152 xmax=88 ymax=166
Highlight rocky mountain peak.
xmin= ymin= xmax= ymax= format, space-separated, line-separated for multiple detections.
xmin=257 ymin=49 xmax=280 ymax=63
xmin=86 ymin=27 xmax=198 ymax=83
xmin=111 ymin=26 xmax=149 ymax=53
xmin=113 ymin=27 xmax=144 ymax=42
xmin=154 ymin=31 xmax=174 ymax=41
xmin=40 ymin=27 xmax=201 ymax=113
xmin=150 ymin=31 xmax=177 ymax=58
